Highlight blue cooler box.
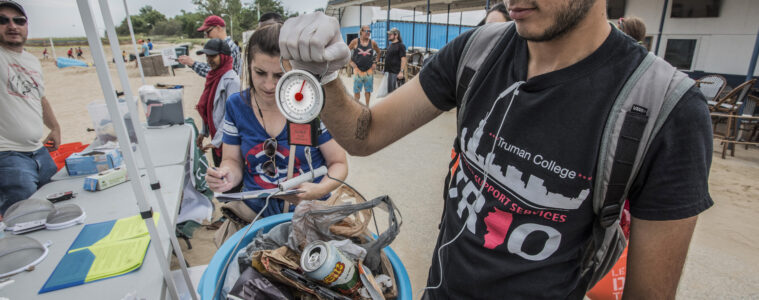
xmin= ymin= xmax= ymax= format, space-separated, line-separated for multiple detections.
xmin=65 ymin=148 xmax=123 ymax=176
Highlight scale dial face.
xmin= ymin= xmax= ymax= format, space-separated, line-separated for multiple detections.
xmin=275 ymin=70 xmax=324 ymax=123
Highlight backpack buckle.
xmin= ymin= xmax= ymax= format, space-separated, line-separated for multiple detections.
xmin=599 ymin=204 xmax=621 ymax=228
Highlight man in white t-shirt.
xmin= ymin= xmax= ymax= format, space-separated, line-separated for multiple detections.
xmin=0 ymin=0 xmax=61 ymax=216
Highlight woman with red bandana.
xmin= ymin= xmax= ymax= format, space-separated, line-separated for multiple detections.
xmin=196 ymin=38 xmax=240 ymax=167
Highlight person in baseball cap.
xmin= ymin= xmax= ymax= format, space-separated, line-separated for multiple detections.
xmin=197 ymin=15 xmax=226 ymax=37
xmin=178 ymin=15 xmax=241 ymax=78
xmin=197 ymin=38 xmax=231 ymax=57
xmin=0 ymin=0 xmax=26 ymax=18
xmin=195 ymin=38 xmax=239 ymax=166
xmin=0 ymin=0 xmax=64 ymax=216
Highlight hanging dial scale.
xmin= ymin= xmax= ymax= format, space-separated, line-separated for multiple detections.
xmin=275 ymin=59 xmax=326 ymax=147
xmin=276 ymin=69 xmax=324 ymax=125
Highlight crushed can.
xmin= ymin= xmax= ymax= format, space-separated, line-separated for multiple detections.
xmin=300 ymin=240 xmax=362 ymax=295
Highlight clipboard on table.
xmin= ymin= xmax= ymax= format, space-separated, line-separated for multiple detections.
xmin=213 ymin=188 xmax=303 ymax=203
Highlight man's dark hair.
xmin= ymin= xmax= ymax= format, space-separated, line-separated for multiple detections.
xmin=259 ymin=12 xmax=284 ymax=27
xmin=148 ymin=39 xmax=151 ymax=42
xmin=477 ymin=3 xmax=509 ymax=26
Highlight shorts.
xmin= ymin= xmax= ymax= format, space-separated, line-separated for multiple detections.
xmin=353 ymin=73 xmax=374 ymax=94
xmin=0 ymin=147 xmax=57 ymax=214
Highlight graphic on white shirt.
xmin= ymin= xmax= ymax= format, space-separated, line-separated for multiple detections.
xmin=7 ymin=63 xmax=41 ymax=100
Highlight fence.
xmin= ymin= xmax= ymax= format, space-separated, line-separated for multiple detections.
xmin=340 ymin=20 xmax=475 ymax=50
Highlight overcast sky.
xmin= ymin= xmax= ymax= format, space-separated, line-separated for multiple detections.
xmin=20 ymin=0 xmax=329 ymax=38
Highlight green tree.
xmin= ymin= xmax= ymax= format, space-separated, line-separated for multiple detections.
xmin=192 ymin=0 xmax=226 ymax=16
xmin=174 ymin=10 xmax=208 ymax=38
xmin=151 ymin=19 xmax=183 ymax=36
xmin=115 ymin=5 xmax=167 ymax=35
xmin=116 ymin=16 xmax=149 ymax=35
xmin=138 ymin=6 xmax=167 ymax=31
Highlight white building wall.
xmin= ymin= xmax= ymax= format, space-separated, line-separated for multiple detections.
xmin=340 ymin=6 xmax=376 ymax=28
xmin=626 ymin=0 xmax=759 ymax=77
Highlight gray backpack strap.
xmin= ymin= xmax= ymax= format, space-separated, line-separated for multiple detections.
xmin=593 ymin=52 xmax=695 ymax=217
xmin=575 ymin=52 xmax=695 ymax=294
xmin=454 ymin=22 xmax=514 ymax=150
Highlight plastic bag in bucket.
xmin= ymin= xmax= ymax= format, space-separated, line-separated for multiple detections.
xmin=198 ymin=213 xmax=412 ymax=300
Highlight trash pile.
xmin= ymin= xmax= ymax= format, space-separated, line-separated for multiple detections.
xmin=220 ymin=186 xmax=402 ymax=300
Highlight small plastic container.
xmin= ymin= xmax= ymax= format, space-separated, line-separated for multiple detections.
xmin=138 ymin=85 xmax=184 ymax=128
xmin=87 ymin=99 xmax=137 ymax=145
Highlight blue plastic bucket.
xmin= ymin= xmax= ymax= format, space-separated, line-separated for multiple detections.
xmin=198 ymin=213 xmax=412 ymax=299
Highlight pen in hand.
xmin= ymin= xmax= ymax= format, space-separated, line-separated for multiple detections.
xmin=199 ymin=159 xmax=227 ymax=184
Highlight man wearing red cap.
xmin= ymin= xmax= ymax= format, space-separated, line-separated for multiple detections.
xmin=177 ymin=15 xmax=241 ymax=77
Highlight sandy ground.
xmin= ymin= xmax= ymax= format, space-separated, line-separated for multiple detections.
xmin=28 ymin=44 xmax=759 ymax=298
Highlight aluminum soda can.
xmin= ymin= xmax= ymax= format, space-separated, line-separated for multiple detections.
xmin=300 ymin=240 xmax=361 ymax=295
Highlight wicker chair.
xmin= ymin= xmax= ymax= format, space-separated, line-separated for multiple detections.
xmin=710 ymin=79 xmax=757 ymax=137
xmin=738 ymin=94 xmax=759 ymax=149
xmin=709 ymin=79 xmax=756 ymax=114
xmin=407 ymin=52 xmax=424 ymax=78
xmin=696 ymin=74 xmax=727 ymax=102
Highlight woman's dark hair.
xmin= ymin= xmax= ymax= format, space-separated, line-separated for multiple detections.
xmin=259 ymin=12 xmax=284 ymax=27
xmin=244 ymin=23 xmax=282 ymax=97
xmin=477 ymin=3 xmax=509 ymax=26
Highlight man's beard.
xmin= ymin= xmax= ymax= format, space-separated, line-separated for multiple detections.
xmin=521 ymin=0 xmax=595 ymax=42
xmin=0 ymin=34 xmax=26 ymax=47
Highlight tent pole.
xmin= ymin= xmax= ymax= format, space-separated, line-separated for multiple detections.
xmin=426 ymin=0 xmax=430 ymax=52
xmin=654 ymin=0 xmax=669 ymax=56
xmin=746 ymin=26 xmax=759 ymax=81
xmin=459 ymin=11 xmax=463 ymax=34
xmin=98 ymin=0 xmax=198 ymax=299
xmin=412 ymin=8 xmax=416 ymax=50
xmin=75 ymin=0 xmax=179 ymax=299
xmin=123 ymin=0 xmax=146 ymax=85
xmin=387 ymin=0 xmax=391 ymax=49
xmin=48 ymin=37 xmax=57 ymax=60
xmin=446 ymin=4 xmax=450 ymax=43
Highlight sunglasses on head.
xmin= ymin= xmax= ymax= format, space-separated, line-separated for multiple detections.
xmin=0 ymin=15 xmax=26 ymax=26
xmin=261 ymin=138 xmax=278 ymax=177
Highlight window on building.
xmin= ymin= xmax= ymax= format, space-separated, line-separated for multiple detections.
xmin=671 ymin=0 xmax=722 ymax=18
xmin=607 ymin=0 xmax=626 ymax=20
xmin=642 ymin=36 xmax=653 ymax=51
xmin=347 ymin=33 xmax=358 ymax=44
xmin=664 ymin=39 xmax=697 ymax=70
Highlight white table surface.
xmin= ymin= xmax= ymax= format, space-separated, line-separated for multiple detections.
xmin=51 ymin=125 xmax=191 ymax=181
xmin=0 ymin=164 xmax=186 ymax=299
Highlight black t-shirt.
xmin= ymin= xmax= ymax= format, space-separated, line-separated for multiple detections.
xmin=384 ymin=41 xmax=406 ymax=74
xmin=418 ymin=25 xmax=713 ymax=299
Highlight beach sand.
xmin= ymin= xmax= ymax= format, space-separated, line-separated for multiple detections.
xmin=27 ymin=44 xmax=759 ymax=298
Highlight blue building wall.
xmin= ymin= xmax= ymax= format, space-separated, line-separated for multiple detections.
xmin=341 ymin=21 xmax=475 ymax=50
xmin=340 ymin=26 xmax=361 ymax=44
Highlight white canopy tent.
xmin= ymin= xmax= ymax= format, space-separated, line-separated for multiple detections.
xmin=75 ymin=0 xmax=196 ymax=299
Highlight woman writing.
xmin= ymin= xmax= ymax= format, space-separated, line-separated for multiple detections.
xmin=196 ymin=38 xmax=240 ymax=167
xmin=206 ymin=24 xmax=348 ymax=218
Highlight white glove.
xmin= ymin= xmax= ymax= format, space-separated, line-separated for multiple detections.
xmin=279 ymin=12 xmax=350 ymax=80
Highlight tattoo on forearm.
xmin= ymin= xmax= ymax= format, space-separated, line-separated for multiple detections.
xmin=355 ymin=107 xmax=371 ymax=140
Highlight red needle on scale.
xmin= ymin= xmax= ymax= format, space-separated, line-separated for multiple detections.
xmin=295 ymin=80 xmax=305 ymax=101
